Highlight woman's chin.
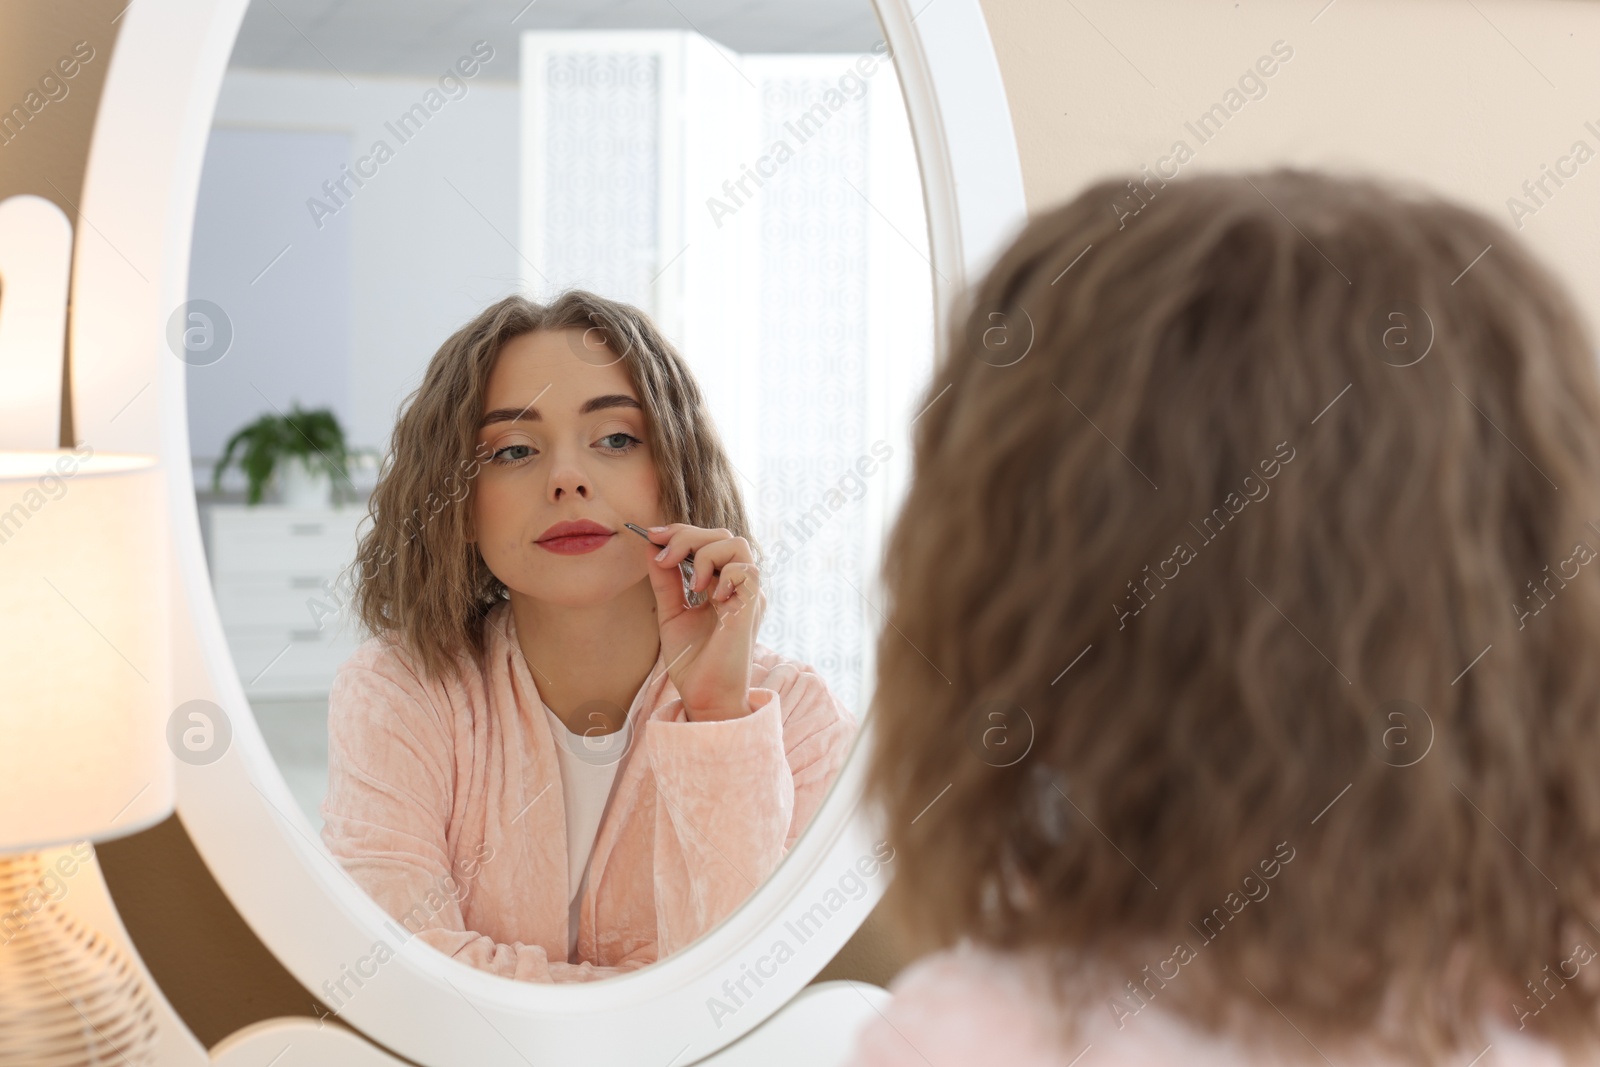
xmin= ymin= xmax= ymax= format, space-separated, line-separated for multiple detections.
xmin=507 ymin=575 xmax=648 ymax=610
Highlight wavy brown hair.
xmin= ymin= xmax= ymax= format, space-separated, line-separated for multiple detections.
xmin=345 ymin=290 xmax=758 ymax=684
xmin=866 ymin=167 xmax=1600 ymax=1061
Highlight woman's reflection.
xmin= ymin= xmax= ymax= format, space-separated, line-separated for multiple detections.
xmin=318 ymin=290 xmax=858 ymax=982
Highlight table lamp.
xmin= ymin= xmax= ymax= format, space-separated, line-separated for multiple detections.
xmin=0 ymin=449 xmax=173 ymax=1065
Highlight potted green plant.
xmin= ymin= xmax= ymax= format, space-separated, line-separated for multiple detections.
xmin=212 ymin=403 xmax=352 ymax=507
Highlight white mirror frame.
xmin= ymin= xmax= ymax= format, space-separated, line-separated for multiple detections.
xmin=67 ymin=0 xmax=1025 ymax=1063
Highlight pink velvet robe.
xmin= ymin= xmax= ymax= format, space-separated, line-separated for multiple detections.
xmin=319 ymin=599 xmax=858 ymax=982
xmin=846 ymin=941 xmax=1580 ymax=1066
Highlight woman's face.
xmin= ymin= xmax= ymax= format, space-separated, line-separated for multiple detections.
xmin=469 ymin=327 xmax=665 ymax=607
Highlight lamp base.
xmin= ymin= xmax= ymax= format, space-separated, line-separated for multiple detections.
xmin=0 ymin=850 xmax=159 ymax=1066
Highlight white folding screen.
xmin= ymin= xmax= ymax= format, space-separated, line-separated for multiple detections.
xmin=521 ymin=31 xmax=933 ymax=717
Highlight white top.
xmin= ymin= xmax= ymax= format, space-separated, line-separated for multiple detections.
xmin=541 ymin=702 xmax=632 ymax=961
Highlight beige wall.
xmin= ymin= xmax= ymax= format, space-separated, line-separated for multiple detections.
xmin=0 ymin=4 xmax=118 ymax=215
xmin=980 ymin=0 xmax=1600 ymax=337
xmin=0 ymin=0 xmax=124 ymax=445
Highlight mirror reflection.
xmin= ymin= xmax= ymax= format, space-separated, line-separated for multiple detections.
xmin=185 ymin=0 xmax=932 ymax=982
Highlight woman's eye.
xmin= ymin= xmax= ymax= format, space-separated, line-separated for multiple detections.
xmin=597 ymin=432 xmax=642 ymax=453
xmin=491 ymin=444 xmax=535 ymax=464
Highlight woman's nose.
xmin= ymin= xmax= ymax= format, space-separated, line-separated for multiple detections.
xmin=546 ymin=452 xmax=591 ymax=501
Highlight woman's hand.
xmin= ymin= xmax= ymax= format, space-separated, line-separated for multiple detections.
xmin=638 ymin=523 xmax=765 ymax=721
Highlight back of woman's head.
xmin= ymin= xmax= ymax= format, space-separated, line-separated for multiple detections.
xmin=868 ymin=166 xmax=1600 ymax=1059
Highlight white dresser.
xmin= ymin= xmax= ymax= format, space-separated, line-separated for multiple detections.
xmin=201 ymin=503 xmax=371 ymax=699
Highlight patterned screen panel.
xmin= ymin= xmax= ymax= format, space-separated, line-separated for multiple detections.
xmin=540 ymin=52 xmax=661 ymax=314
xmin=750 ymin=73 xmax=872 ymax=714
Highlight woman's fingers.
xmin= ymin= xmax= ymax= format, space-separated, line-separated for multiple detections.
xmin=712 ymin=562 xmax=761 ymax=634
xmin=686 ymin=538 xmax=753 ymax=593
xmin=646 ymin=524 xmax=751 ymax=592
xmin=713 ymin=561 xmax=758 ymax=603
xmin=645 ymin=523 xmax=727 ymax=565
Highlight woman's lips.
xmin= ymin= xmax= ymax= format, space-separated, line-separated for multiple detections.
xmin=536 ymin=532 xmax=614 ymax=555
xmin=535 ymin=518 xmax=614 ymax=554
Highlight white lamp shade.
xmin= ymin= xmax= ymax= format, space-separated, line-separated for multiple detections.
xmin=0 ymin=449 xmax=173 ymax=851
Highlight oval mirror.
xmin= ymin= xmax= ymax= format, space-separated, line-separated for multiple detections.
xmin=67 ymin=0 xmax=1024 ymax=1062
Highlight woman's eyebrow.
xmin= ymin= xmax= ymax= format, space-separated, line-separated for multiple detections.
xmin=478 ymin=394 xmax=641 ymax=428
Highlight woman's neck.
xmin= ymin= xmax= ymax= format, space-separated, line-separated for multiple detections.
xmin=509 ymin=579 xmax=661 ymax=736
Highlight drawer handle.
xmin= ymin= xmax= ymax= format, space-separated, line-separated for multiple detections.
xmin=290 ymin=523 xmax=325 ymax=536
xmin=289 ymin=629 xmax=323 ymax=642
xmin=288 ymin=576 xmax=324 ymax=589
